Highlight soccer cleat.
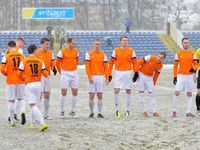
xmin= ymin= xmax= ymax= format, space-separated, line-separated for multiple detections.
xmin=88 ymin=113 xmax=94 ymax=118
xmin=172 ymin=111 xmax=177 ymax=118
xmin=143 ymin=112 xmax=148 ymax=118
xmin=60 ymin=112 xmax=65 ymax=119
xmin=116 ymin=111 xmax=121 ymax=117
xmin=153 ymin=112 xmax=160 ymax=117
xmin=69 ymin=111 xmax=76 ymax=118
xmin=39 ymin=123 xmax=48 ymax=132
xmin=186 ymin=112 xmax=195 ymax=117
xmin=125 ymin=111 xmax=130 ymax=116
xmin=28 ymin=124 xmax=35 ymax=130
xmin=14 ymin=114 xmax=19 ymax=121
xmin=44 ymin=115 xmax=52 ymax=120
xmin=21 ymin=113 xmax=26 ymax=125
xmin=97 ymin=114 xmax=104 ymax=118
xmin=7 ymin=123 xmax=16 ymax=127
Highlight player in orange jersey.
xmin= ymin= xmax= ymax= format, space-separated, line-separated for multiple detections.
xmin=85 ymin=39 xmax=109 ymax=118
xmin=108 ymin=36 xmax=138 ymax=117
xmin=17 ymin=44 xmax=48 ymax=132
xmin=172 ymin=37 xmax=197 ymax=118
xmin=56 ymin=38 xmax=79 ymax=118
xmin=37 ymin=38 xmax=57 ymax=120
xmin=133 ymin=52 xmax=166 ymax=117
xmin=1 ymin=41 xmax=25 ymax=126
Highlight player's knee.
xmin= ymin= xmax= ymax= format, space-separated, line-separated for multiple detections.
xmin=72 ymin=89 xmax=78 ymax=96
xmin=149 ymin=92 xmax=155 ymax=97
xmin=61 ymin=89 xmax=67 ymax=96
xmin=97 ymin=93 xmax=103 ymax=99
xmin=114 ymin=89 xmax=120 ymax=94
xmin=126 ymin=89 xmax=131 ymax=94
xmin=187 ymin=92 xmax=192 ymax=97
xmin=175 ymin=91 xmax=180 ymax=96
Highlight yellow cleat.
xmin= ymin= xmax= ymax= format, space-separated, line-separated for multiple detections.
xmin=39 ymin=123 xmax=48 ymax=132
xmin=28 ymin=124 xmax=35 ymax=130
xmin=125 ymin=111 xmax=130 ymax=116
xmin=116 ymin=111 xmax=121 ymax=117
xmin=7 ymin=123 xmax=16 ymax=127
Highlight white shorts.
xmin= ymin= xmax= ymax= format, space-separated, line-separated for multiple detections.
xmin=41 ymin=76 xmax=51 ymax=92
xmin=25 ymin=82 xmax=42 ymax=104
xmin=87 ymin=75 xmax=104 ymax=93
xmin=137 ymin=72 xmax=154 ymax=92
xmin=175 ymin=74 xmax=194 ymax=92
xmin=114 ymin=70 xmax=133 ymax=89
xmin=6 ymin=84 xmax=25 ymax=100
xmin=60 ymin=70 xmax=79 ymax=89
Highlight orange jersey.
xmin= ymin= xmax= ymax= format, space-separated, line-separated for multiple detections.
xmin=36 ymin=48 xmax=55 ymax=75
xmin=174 ymin=49 xmax=197 ymax=77
xmin=138 ymin=55 xmax=163 ymax=76
xmin=108 ymin=47 xmax=137 ymax=75
xmin=85 ymin=50 xmax=108 ymax=80
xmin=1 ymin=51 xmax=25 ymax=84
xmin=56 ymin=47 xmax=79 ymax=73
xmin=17 ymin=55 xmax=49 ymax=83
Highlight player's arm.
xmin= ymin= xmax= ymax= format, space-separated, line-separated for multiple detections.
xmin=56 ymin=50 xmax=63 ymax=74
xmin=131 ymin=51 xmax=138 ymax=73
xmin=1 ymin=56 xmax=7 ymax=76
xmin=108 ymin=50 xmax=116 ymax=82
xmin=103 ymin=55 xmax=109 ymax=81
xmin=85 ymin=52 xmax=92 ymax=80
xmin=17 ymin=61 xmax=25 ymax=81
xmin=50 ymin=53 xmax=57 ymax=75
xmin=41 ymin=62 xmax=49 ymax=77
xmin=190 ymin=53 xmax=198 ymax=73
xmin=76 ymin=51 xmax=79 ymax=66
xmin=153 ymin=69 xmax=162 ymax=86
xmin=173 ymin=53 xmax=179 ymax=85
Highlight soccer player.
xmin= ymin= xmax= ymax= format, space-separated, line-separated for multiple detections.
xmin=36 ymin=38 xmax=57 ymax=119
xmin=17 ymin=44 xmax=48 ymax=132
xmin=1 ymin=41 xmax=25 ymax=126
xmin=85 ymin=39 xmax=109 ymax=118
xmin=133 ymin=52 xmax=166 ymax=117
xmin=56 ymin=38 xmax=79 ymax=118
xmin=195 ymin=48 xmax=200 ymax=116
xmin=172 ymin=37 xmax=197 ymax=118
xmin=108 ymin=36 xmax=138 ymax=117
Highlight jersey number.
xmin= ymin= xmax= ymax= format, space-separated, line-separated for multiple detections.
xmin=30 ymin=64 xmax=38 ymax=74
xmin=12 ymin=57 xmax=20 ymax=68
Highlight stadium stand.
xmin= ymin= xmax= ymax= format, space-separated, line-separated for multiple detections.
xmin=182 ymin=32 xmax=200 ymax=50
xmin=0 ymin=31 xmax=174 ymax=63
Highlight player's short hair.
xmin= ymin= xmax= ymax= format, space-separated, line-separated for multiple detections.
xmin=28 ymin=44 xmax=37 ymax=54
xmin=8 ymin=41 xmax=16 ymax=47
xmin=67 ymin=38 xmax=74 ymax=43
xmin=120 ymin=36 xmax=128 ymax=41
xmin=16 ymin=37 xmax=25 ymax=43
xmin=159 ymin=52 xmax=166 ymax=58
xmin=41 ymin=38 xmax=50 ymax=44
xmin=95 ymin=38 xmax=100 ymax=42
xmin=182 ymin=37 xmax=189 ymax=43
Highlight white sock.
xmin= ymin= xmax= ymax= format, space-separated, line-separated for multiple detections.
xmin=150 ymin=93 xmax=157 ymax=113
xmin=60 ymin=95 xmax=66 ymax=113
xmin=139 ymin=92 xmax=146 ymax=113
xmin=89 ymin=100 xmax=94 ymax=113
xmin=8 ymin=102 xmax=15 ymax=123
xmin=18 ymin=99 xmax=26 ymax=113
xmin=114 ymin=94 xmax=120 ymax=111
xmin=186 ymin=96 xmax=193 ymax=113
xmin=97 ymin=100 xmax=103 ymax=114
xmin=44 ymin=99 xmax=49 ymax=117
xmin=14 ymin=99 xmax=19 ymax=112
xmin=29 ymin=109 xmax=34 ymax=124
xmin=173 ymin=95 xmax=179 ymax=112
xmin=32 ymin=105 xmax=44 ymax=125
xmin=71 ymin=96 xmax=77 ymax=112
xmin=126 ymin=93 xmax=131 ymax=111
